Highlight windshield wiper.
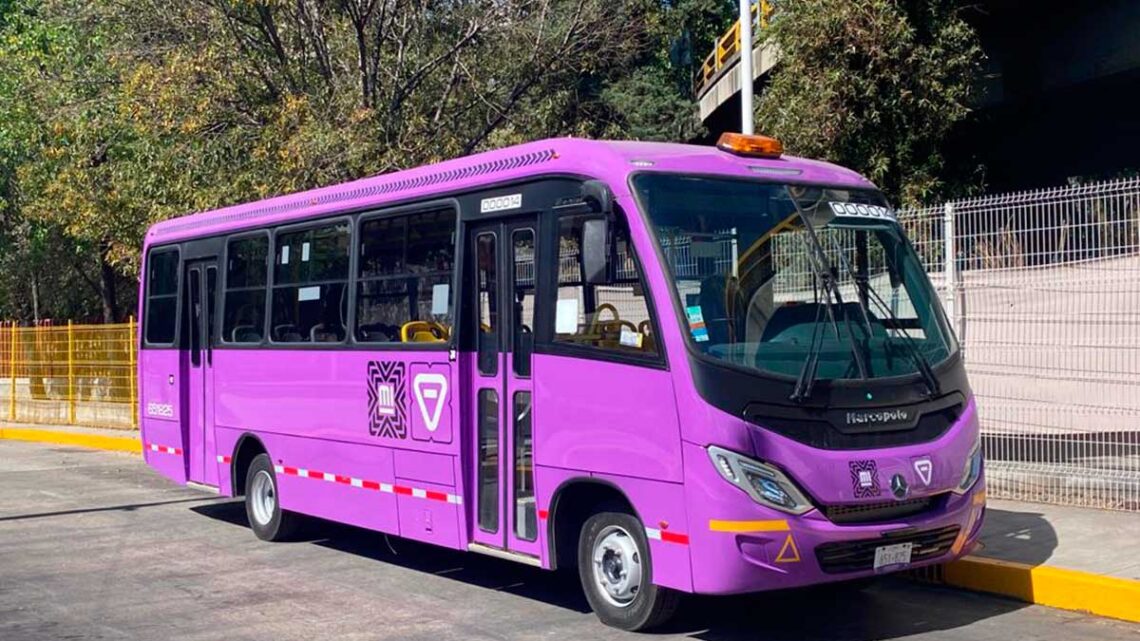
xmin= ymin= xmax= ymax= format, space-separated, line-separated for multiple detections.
xmin=789 ymin=286 xmax=827 ymax=403
xmin=858 ymin=280 xmax=942 ymax=398
xmin=793 ymin=201 xmax=870 ymax=381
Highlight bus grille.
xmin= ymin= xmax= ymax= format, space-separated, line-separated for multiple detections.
xmin=814 ymin=525 xmax=960 ymax=574
xmin=820 ymin=495 xmax=943 ymax=525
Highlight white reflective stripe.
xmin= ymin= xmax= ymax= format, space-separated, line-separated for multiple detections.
xmin=448 ymin=495 xmax=463 ymax=505
xmin=322 ymin=472 xmax=336 ymax=482
xmin=350 ymin=478 xmax=363 ymax=488
xmin=296 ymin=468 xmax=308 ymax=477
xmin=274 ymin=465 xmax=284 ymax=473
xmin=149 ymin=444 xmax=159 ymax=452
xmin=644 ymin=527 xmax=661 ymax=540
xmin=380 ymin=483 xmax=394 ymax=493
xmin=412 ymin=488 xmax=427 ymax=499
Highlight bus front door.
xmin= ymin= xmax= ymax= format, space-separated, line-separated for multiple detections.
xmin=468 ymin=216 xmax=542 ymax=559
xmin=183 ymin=259 xmax=219 ymax=487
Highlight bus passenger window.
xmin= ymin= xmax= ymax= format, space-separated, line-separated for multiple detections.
xmin=222 ymin=235 xmax=268 ymax=343
xmin=144 ymin=248 xmax=180 ymax=345
xmin=271 ymin=222 xmax=350 ymax=343
xmin=553 ymin=215 xmax=658 ymax=357
xmin=356 ymin=208 xmax=455 ymax=343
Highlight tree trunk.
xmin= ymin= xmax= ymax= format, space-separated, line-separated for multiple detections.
xmin=99 ymin=241 xmax=120 ymax=324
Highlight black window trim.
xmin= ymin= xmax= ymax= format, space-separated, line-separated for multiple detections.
xmin=533 ymin=205 xmax=668 ymax=371
xmin=354 ymin=201 xmax=460 ymax=347
xmin=267 ymin=216 xmax=354 ymax=346
xmin=144 ymin=177 xmax=607 ymax=352
xmin=220 ymin=229 xmax=271 ymax=345
xmin=142 ymin=245 xmax=182 ymax=348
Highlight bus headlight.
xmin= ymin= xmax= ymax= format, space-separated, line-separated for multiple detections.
xmin=707 ymin=445 xmax=813 ymax=515
xmin=955 ymin=438 xmax=983 ymax=493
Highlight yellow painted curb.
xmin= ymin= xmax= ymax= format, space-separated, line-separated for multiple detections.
xmin=0 ymin=427 xmax=141 ymax=454
xmin=942 ymin=555 xmax=1140 ymax=623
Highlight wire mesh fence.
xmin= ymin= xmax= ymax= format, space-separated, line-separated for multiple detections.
xmin=0 ymin=321 xmax=137 ymax=430
xmin=901 ymin=177 xmax=1140 ymax=512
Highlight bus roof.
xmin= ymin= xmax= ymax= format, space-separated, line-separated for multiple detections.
xmin=145 ymin=137 xmax=875 ymax=246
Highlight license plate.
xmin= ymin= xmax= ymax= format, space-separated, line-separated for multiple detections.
xmin=872 ymin=542 xmax=913 ymax=571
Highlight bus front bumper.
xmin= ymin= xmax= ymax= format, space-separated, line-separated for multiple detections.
xmin=685 ymin=465 xmax=986 ymax=595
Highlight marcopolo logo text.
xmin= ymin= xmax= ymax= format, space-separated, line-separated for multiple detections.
xmin=845 ymin=408 xmax=911 ymax=426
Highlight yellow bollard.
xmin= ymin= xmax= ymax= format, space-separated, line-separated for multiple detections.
xmin=68 ymin=321 xmax=76 ymax=425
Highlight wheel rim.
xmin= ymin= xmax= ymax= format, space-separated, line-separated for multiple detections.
xmin=250 ymin=470 xmax=276 ymax=526
xmin=591 ymin=525 xmax=643 ymax=608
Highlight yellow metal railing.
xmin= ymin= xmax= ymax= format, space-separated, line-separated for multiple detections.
xmin=696 ymin=0 xmax=775 ymax=98
xmin=0 ymin=321 xmax=137 ymax=430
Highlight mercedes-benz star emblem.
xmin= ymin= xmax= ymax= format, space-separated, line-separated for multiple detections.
xmin=890 ymin=473 xmax=909 ymax=499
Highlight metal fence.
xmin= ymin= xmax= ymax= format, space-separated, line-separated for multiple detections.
xmin=0 ymin=321 xmax=137 ymax=430
xmin=900 ymin=177 xmax=1140 ymax=512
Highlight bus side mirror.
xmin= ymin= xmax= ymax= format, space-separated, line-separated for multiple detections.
xmin=581 ymin=180 xmax=614 ymax=215
xmin=583 ymin=218 xmax=609 ymax=285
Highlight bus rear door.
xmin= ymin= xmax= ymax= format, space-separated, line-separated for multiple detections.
xmin=467 ymin=215 xmax=542 ymax=559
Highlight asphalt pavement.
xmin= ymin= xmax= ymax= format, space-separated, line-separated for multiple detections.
xmin=1 ymin=440 xmax=1137 ymax=641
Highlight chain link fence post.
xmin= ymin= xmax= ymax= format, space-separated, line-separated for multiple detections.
xmin=8 ymin=324 xmax=16 ymax=421
xmin=129 ymin=317 xmax=137 ymax=429
xmin=942 ymin=202 xmax=963 ymax=354
xmin=68 ymin=321 xmax=76 ymax=425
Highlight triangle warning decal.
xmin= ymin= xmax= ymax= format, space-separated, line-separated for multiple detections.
xmin=775 ymin=533 xmax=801 ymax=563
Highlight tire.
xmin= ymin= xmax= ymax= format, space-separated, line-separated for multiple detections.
xmin=577 ymin=510 xmax=681 ymax=631
xmin=244 ymin=453 xmax=300 ymax=542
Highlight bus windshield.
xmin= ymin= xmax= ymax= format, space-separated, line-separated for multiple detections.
xmin=634 ymin=173 xmax=957 ymax=384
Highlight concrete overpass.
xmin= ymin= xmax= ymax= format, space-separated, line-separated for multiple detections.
xmin=694 ymin=0 xmax=1140 ymax=190
xmin=694 ymin=2 xmax=777 ymax=131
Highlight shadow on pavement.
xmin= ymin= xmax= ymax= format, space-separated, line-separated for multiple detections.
xmin=192 ymin=500 xmax=1031 ymax=640
xmin=973 ymin=507 xmax=1058 ymax=567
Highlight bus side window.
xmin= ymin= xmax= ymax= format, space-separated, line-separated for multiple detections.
xmin=222 ymin=235 xmax=269 ymax=343
xmin=271 ymin=222 xmax=351 ymax=343
xmin=144 ymin=248 xmax=180 ymax=345
xmin=355 ymin=207 xmax=456 ymax=344
xmin=553 ymin=214 xmax=659 ymax=357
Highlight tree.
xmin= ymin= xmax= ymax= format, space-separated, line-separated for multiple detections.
xmin=599 ymin=0 xmax=735 ymax=140
xmin=754 ymin=0 xmax=982 ymax=205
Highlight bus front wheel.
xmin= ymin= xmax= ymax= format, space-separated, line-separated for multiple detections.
xmin=244 ymin=453 xmax=300 ymax=542
xmin=577 ymin=509 xmax=680 ymax=631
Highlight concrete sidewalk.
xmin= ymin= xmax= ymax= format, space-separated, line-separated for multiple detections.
xmin=978 ymin=499 xmax=1140 ymax=580
xmin=929 ymin=497 xmax=1140 ymax=623
xmin=2 ymin=422 xmax=1138 ymax=622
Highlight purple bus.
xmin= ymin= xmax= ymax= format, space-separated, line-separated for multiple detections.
xmin=139 ymin=133 xmax=984 ymax=631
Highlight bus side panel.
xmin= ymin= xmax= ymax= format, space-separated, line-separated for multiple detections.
xmin=531 ymin=354 xmax=682 ymax=483
xmin=254 ymin=429 xmax=401 ymax=536
xmin=210 ymin=348 xmax=461 ymax=545
xmin=139 ymin=348 xmax=186 ymax=484
xmin=589 ymin=472 xmax=694 ymax=593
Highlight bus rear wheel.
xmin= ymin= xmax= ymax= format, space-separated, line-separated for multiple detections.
xmin=577 ymin=510 xmax=680 ymax=631
xmin=244 ymin=453 xmax=300 ymax=542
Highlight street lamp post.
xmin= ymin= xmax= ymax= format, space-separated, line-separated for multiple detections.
xmin=739 ymin=0 xmax=754 ymax=135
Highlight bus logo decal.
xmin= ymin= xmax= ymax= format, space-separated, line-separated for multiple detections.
xmin=849 ymin=460 xmax=881 ymax=498
xmin=367 ymin=360 xmax=407 ymax=439
xmin=913 ymin=458 xmax=933 ymax=486
xmin=413 ymin=373 xmax=448 ymax=433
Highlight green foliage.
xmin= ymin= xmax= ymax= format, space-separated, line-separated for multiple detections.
xmin=754 ymin=0 xmax=982 ymax=205
xmin=1 ymin=0 xmax=711 ymax=321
